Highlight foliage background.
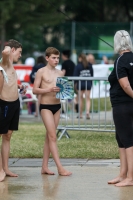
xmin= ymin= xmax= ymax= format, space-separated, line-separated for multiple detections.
xmin=0 ymin=0 xmax=132 ymax=59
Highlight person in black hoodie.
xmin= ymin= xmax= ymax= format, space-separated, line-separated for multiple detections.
xmin=61 ymin=50 xmax=75 ymax=77
xmin=61 ymin=50 xmax=76 ymax=113
xmin=29 ymin=56 xmax=46 ymax=116
xmin=30 ymin=56 xmax=46 ymax=84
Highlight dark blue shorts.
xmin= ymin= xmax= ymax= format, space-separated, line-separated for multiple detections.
xmin=0 ymin=98 xmax=20 ymax=134
xmin=77 ymin=82 xmax=92 ymax=91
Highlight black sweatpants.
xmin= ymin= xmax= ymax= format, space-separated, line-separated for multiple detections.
xmin=113 ymin=103 xmax=133 ymax=148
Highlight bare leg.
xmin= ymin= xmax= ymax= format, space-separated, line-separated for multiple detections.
xmin=1 ymin=130 xmax=18 ymax=177
xmin=53 ymin=110 xmax=72 ymax=176
xmin=108 ymin=148 xmax=127 ymax=184
xmin=0 ymin=135 xmax=6 ymax=182
xmin=78 ymin=90 xmax=84 ymax=118
xmin=85 ymin=90 xmax=91 ymax=119
xmin=41 ymin=109 xmax=72 ymax=176
xmin=0 ymin=153 xmax=5 ymax=182
xmin=115 ymin=147 xmax=133 ymax=187
xmin=41 ymin=133 xmax=55 ymax=175
xmin=68 ymin=100 xmax=73 ymax=112
xmin=74 ymin=95 xmax=79 ymax=113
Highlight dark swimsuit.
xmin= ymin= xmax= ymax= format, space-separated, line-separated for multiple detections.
xmin=39 ymin=104 xmax=61 ymax=115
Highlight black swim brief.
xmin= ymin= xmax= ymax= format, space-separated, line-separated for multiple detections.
xmin=39 ymin=104 xmax=61 ymax=115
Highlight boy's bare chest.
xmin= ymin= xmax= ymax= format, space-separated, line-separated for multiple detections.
xmin=6 ymin=69 xmax=17 ymax=81
xmin=43 ymin=73 xmax=58 ymax=84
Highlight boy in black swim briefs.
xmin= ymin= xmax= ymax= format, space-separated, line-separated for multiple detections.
xmin=33 ymin=47 xmax=72 ymax=176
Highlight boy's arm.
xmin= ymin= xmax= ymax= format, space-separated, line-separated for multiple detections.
xmin=0 ymin=71 xmax=4 ymax=94
xmin=33 ymin=70 xmax=60 ymax=95
xmin=1 ymin=46 xmax=11 ymax=65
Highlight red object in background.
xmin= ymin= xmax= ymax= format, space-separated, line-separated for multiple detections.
xmin=14 ymin=64 xmax=32 ymax=84
xmin=24 ymin=74 xmax=30 ymax=82
xmin=14 ymin=65 xmax=33 ymax=70
xmin=17 ymin=79 xmax=21 ymax=84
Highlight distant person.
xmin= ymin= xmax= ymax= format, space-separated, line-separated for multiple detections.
xmin=108 ymin=30 xmax=133 ymax=187
xmin=30 ymin=55 xmax=46 ymax=84
xmin=61 ymin=50 xmax=75 ymax=76
xmin=33 ymin=47 xmax=72 ymax=176
xmin=86 ymin=54 xmax=95 ymax=64
xmin=29 ymin=55 xmax=46 ymax=117
xmin=74 ymin=53 xmax=93 ymax=119
xmin=61 ymin=50 xmax=76 ymax=112
xmin=101 ymin=55 xmax=109 ymax=64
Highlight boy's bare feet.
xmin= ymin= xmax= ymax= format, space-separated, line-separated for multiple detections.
xmin=5 ymin=169 xmax=18 ymax=177
xmin=0 ymin=170 xmax=6 ymax=182
xmin=41 ymin=168 xmax=55 ymax=175
xmin=108 ymin=176 xmax=125 ymax=184
xmin=58 ymin=168 xmax=72 ymax=176
xmin=115 ymin=178 xmax=133 ymax=187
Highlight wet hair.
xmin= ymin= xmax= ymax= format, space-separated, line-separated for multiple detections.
xmin=62 ymin=50 xmax=71 ymax=58
xmin=114 ymin=30 xmax=133 ymax=53
xmin=6 ymin=39 xmax=22 ymax=49
xmin=78 ymin=53 xmax=88 ymax=68
xmin=36 ymin=56 xmax=46 ymax=64
xmin=45 ymin=47 xmax=60 ymax=57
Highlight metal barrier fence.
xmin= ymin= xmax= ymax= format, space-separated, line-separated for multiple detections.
xmin=57 ymin=77 xmax=115 ymax=140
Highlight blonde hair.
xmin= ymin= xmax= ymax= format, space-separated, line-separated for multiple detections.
xmin=114 ymin=30 xmax=133 ymax=53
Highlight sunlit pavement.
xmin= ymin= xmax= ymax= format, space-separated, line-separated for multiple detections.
xmin=1 ymin=158 xmax=133 ymax=200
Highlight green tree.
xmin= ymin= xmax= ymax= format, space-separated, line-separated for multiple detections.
xmin=63 ymin=0 xmax=133 ymax=22
xmin=0 ymin=0 xmax=16 ymax=52
xmin=0 ymin=0 xmax=64 ymax=56
xmin=0 ymin=0 xmax=132 ymax=58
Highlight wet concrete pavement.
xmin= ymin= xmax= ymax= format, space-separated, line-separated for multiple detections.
xmin=1 ymin=159 xmax=133 ymax=200
xmin=0 ymin=114 xmax=129 ymax=200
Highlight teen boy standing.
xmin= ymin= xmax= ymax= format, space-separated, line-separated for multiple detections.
xmin=33 ymin=47 xmax=72 ymax=176
xmin=0 ymin=40 xmax=26 ymax=181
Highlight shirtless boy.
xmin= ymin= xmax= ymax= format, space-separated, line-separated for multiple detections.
xmin=0 ymin=39 xmax=26 ymax=181
xmin=33 ymin=47 xmax=72 ymax=176
xmin=0 ymin=69 xmax=5 ymax=182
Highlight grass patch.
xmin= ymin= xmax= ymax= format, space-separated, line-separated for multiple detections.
xmin=4 ymin=123 xmax=118 ymax=159
xmin=90 ymin=97 xmax=111 ymax=111
xmin=66 ymin=97 xmax=111 ymax=112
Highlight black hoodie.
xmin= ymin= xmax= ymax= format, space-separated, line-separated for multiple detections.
xmin=30 ymin=63 xmax=45 ymax=83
